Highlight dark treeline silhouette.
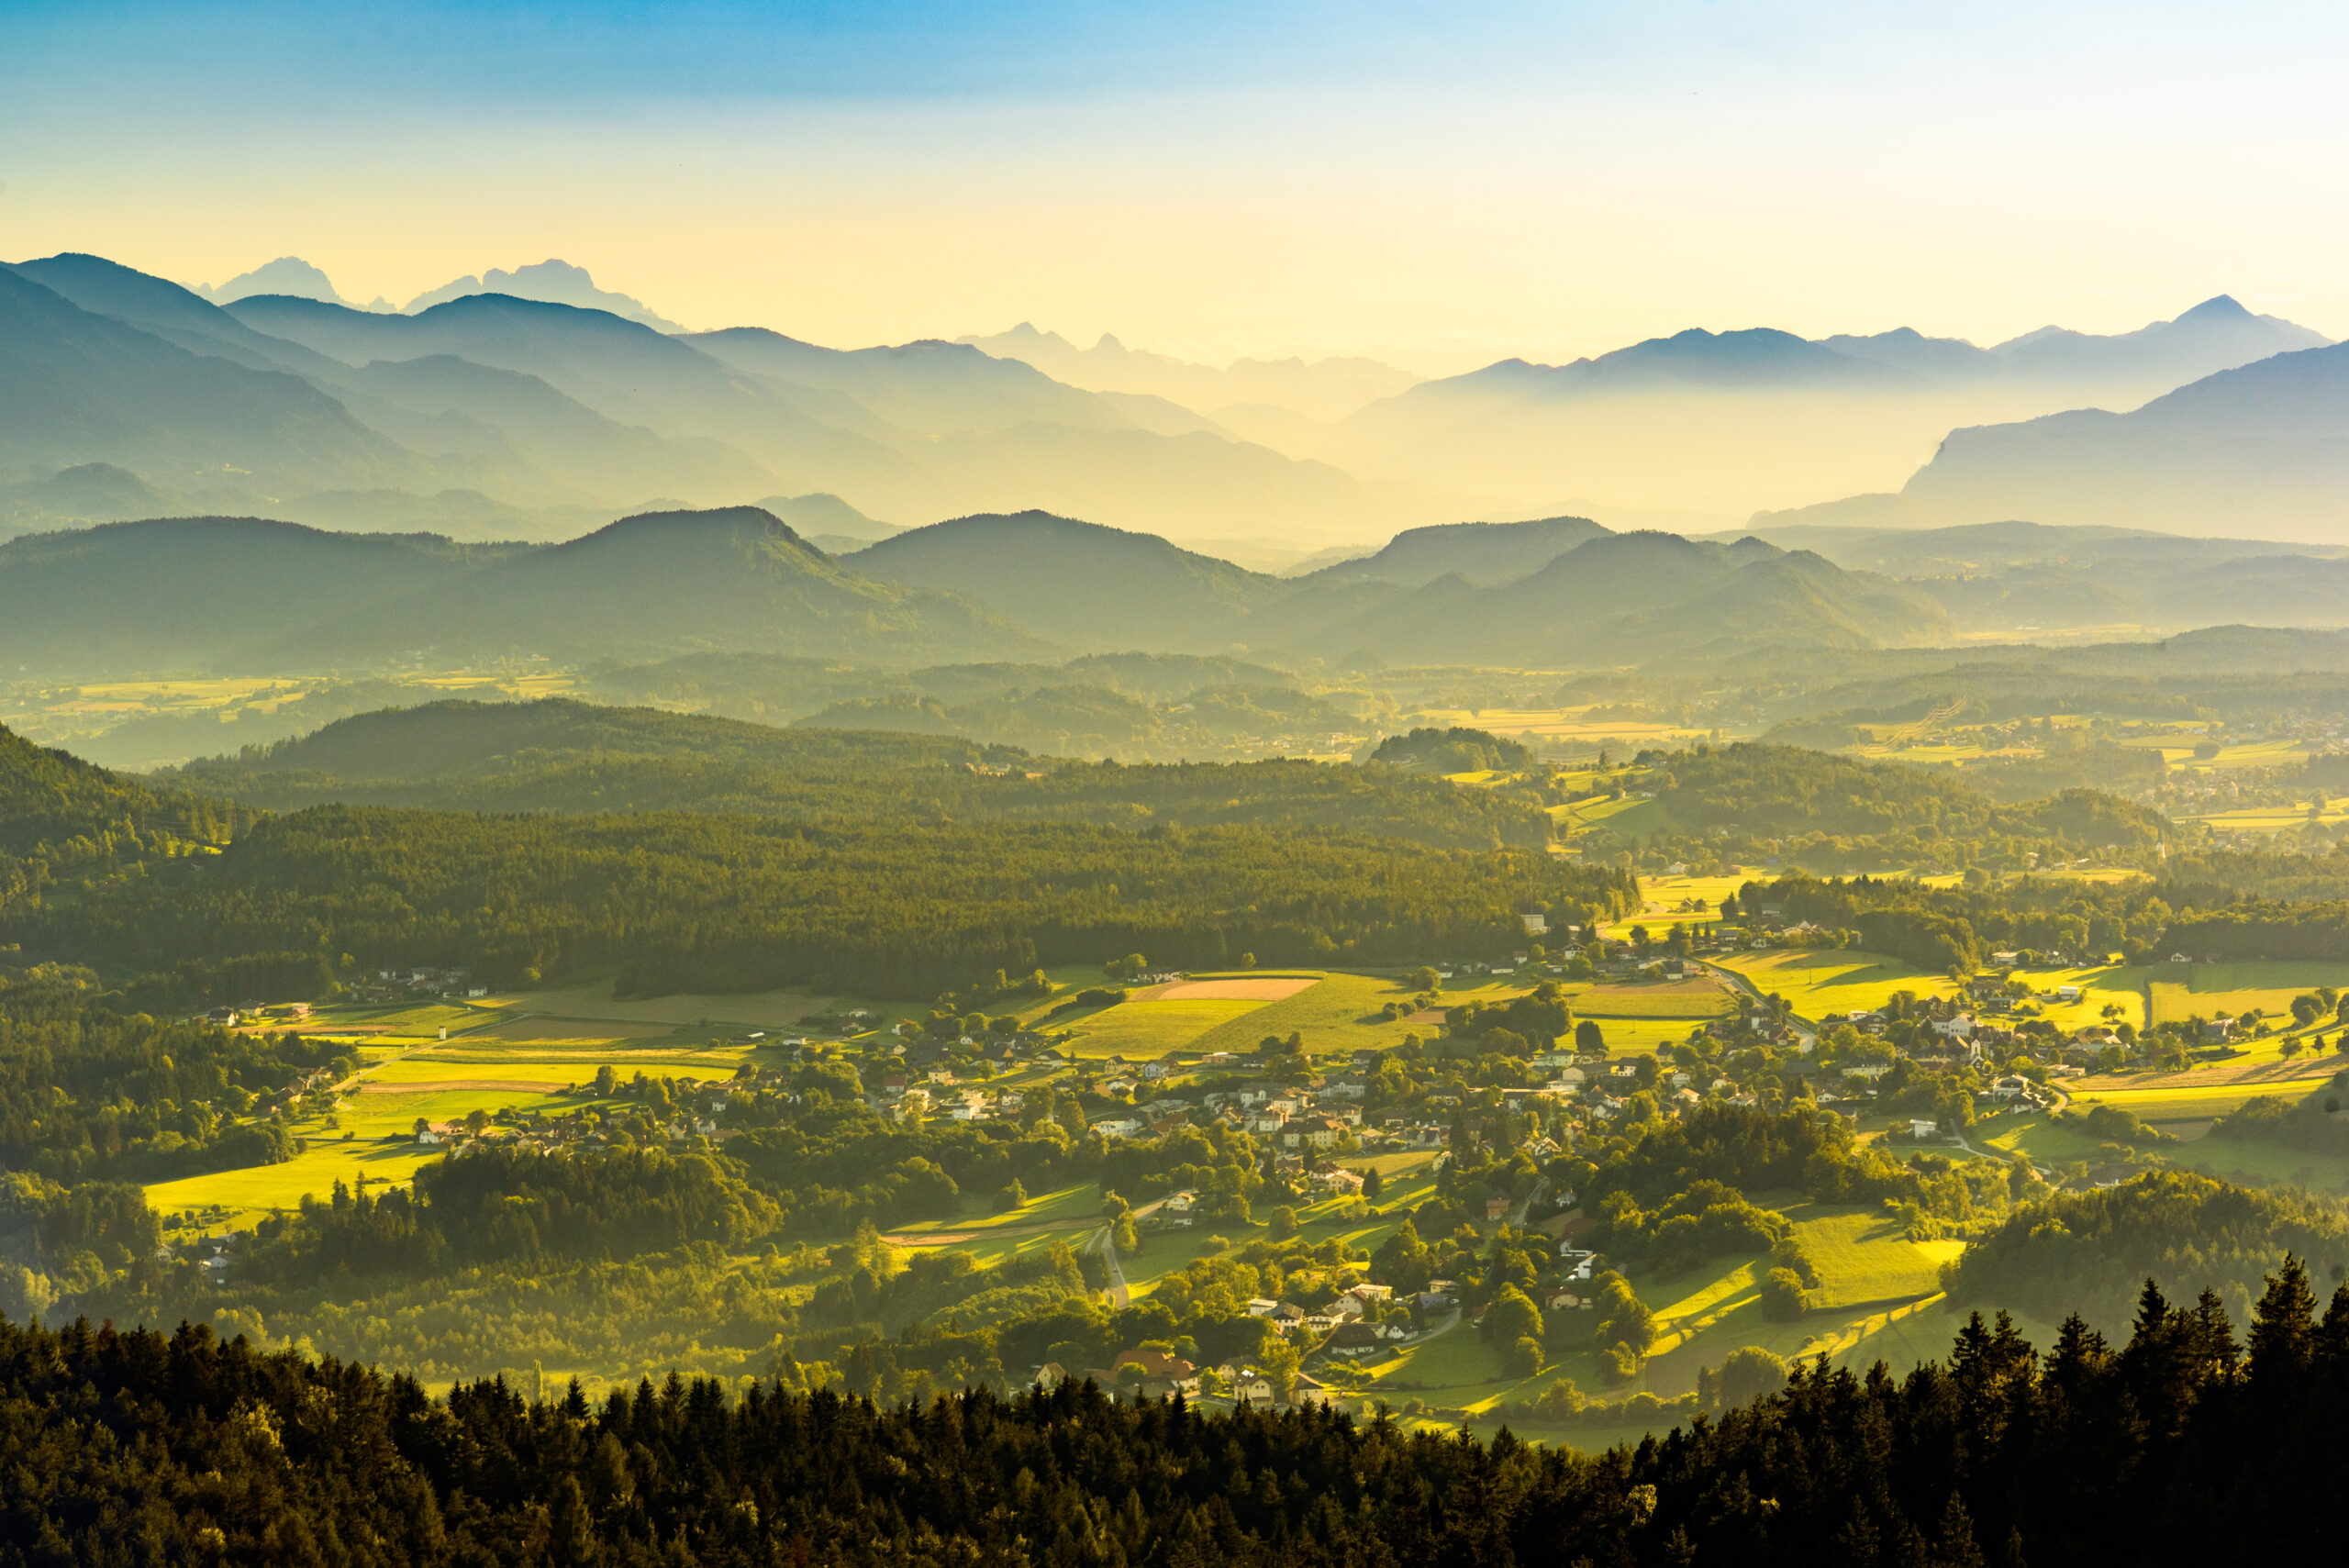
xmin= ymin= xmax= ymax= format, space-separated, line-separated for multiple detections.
xmin=3 ymin=1259 xmax=2344 ymax=1564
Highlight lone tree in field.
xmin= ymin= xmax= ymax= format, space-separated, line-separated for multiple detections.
xmin=1761 ymin=1267 xmax=1812 ymax=1321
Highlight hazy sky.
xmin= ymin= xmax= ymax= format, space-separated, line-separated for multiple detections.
xmin=6 ymin=1 xmax=2347 ymax=372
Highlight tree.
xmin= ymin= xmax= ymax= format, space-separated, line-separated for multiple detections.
xmin=1483 ymin=1284 xmax=1544 ymax=1347
xmin=994 ymin=1178 xmax=1028 ymax=1212
xmin=1507 ymin=1336 xmax=1544 ymax=1377
xmin=1268 ymin=1205 xmax=1300 ymax=1240
xmin=1101 ymin=1192 xmax=1131 ymax=1225
xmin=1372 ymin=1218 xmax=1431 ymax=1292
xmin=1259 ymin=1337 xmax=1301 ymax=1400
xmin=1408 ymin=966 xmax=1442 ymax=993
xmin=1713 ymin=1345 xmax=1790 ymax=1408
xmin=1760 ymin=1267 xmax=1812 ymax=1321
xmin=1575 ymin=1019 xmax=1606 ymax=1053
xmin=1590 ymin=1273 xmax=1654 ymax=1361
xmin=549 ymin=1474 xmax=601 ymax=1566
xmin=1361 ymin=1165 xmax=1385 ymax=1200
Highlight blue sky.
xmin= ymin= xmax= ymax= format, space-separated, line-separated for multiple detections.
xmin=5 ymin=3 xmax=2346 ymax=366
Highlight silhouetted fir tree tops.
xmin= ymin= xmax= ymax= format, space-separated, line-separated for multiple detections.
xmin=3 ymin=1256 xmax=2345 ymax=1565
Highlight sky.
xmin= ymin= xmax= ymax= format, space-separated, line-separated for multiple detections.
xmin=4 ymin=1 xmax=2348 ymax=373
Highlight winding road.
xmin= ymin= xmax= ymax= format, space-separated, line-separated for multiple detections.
xmin=1095 ymin=1197 xmax=1164 ymax=1307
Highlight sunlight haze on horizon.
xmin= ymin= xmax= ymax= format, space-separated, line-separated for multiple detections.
xmin=4 ymin=0 xmax=2346 ymax=371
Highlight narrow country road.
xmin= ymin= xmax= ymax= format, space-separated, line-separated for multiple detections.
xmin=1097 ymin=1196 xmax=1165 ymax=1307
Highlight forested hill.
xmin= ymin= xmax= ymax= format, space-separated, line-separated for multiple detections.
xmin=0 ymin=723 xmax=256 ymax=915
xmin=0 ymin=723 xmax=179 ymax=856
xmin=5 ymin=1262 xmax=2345 ymax=1565
xmin=29 ymin=807 xmax=1631 ymax=998
xmin=165 ymin=698 xmax=1556 ymax=849
xmin=0 ymin=510 xmax=1051 ymax=678
xmin=1650 ymin=740 xmax=2168 ymax=848
xmin=1604 ymin=739 xmax=2172 ymax=881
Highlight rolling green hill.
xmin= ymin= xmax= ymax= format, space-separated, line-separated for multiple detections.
xmin=1302 ymin=531 xmax=1954 ymax=665
xmin=852 ymin=510 xmax=1293 ymax=651
xmin=304 ymin=506 xmax=1048 ymax=665
xmin=1297 ymin=514 xmax=1612 ymax=588
xmin=0 ymin=516 xmax=507 ymax=674
xmin=162 ymin=695 xmax=1551 ymax=848
xmin=0 ymin=507 xmax=1048 ymax=677
xmin=0 ymin=721 xmax=252 ymax=914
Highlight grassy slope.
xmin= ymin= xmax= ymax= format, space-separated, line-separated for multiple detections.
xmin=1715 ymin=949 xmax=1960 ymax=1015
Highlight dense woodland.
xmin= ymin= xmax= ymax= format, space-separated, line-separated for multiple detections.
xmin=1725 ymin=863 xmax=2349 ymax=974
xmin=30 ymin=806 xmax=1627 ymax=998
xmin=3 ymin=711 xmax=1629 ymax=1001
xmin=1595 ymin=740 xmax=2174 ymax=879
xmin=5 ymin=1261 xmax=2347 ymax=1565
xmin=1947 ymin=1171 xmax=2349 ymax=1328
xmin=163 ymin=701 xmax=1554 ymax=850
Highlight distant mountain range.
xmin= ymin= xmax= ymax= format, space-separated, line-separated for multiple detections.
xmin=0 ymin=507 xmax=1042 ymax=677
xmin=954 ymin=323 xmax=1420 ymax=425
xmin=10 ymin=247 xmax=2349 ymax=546
xmin=190 ymin=256 xmax=396 ymax=314
xmin=399 ymin=260 xmax=685 ymax=330
xmin=21 ymin=492 xmax=2349 ymax=706
xmin=0 ymin=252 xmax=1445 ymax=543
xmin=1762 ymin=335 xmax=2349 ymax=542
xmin=1318 ymin=296 xmax=2334 ymax=518
xmin=190 ymin=255 xmax=681 ymax=329
xmin=0 ymin=506 xmax=1952 ymax=681
xmin=1737 ymin=517 xmax=2349 ymax=633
